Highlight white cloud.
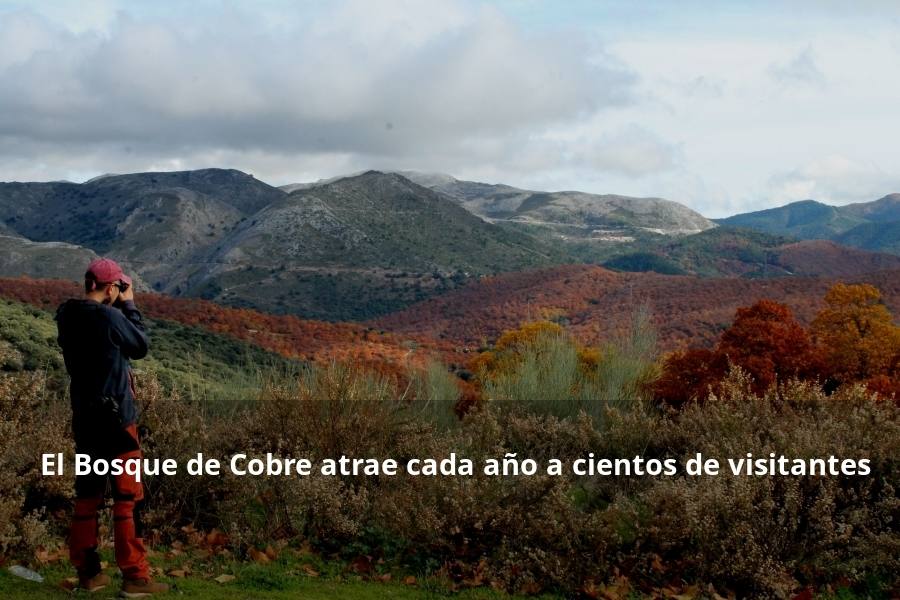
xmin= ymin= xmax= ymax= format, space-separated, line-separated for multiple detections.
xmin=768 ymin=47 xmax=826 ymax=87
xmin=766 ymin=156 xmax=900 ymax=206
xmin=0 ymin=11 xmax=61 ymax=69
xmin=1 ymin=0 xmax=899 ymax=220
xmin=604 ymin=29 xmax=900 ymax=216
xmin=4 ymin=0 xmax=119 ymax=34
xmin=575 ymin=125 xmax=679 ymax=177
xmin=0 ymin=1 xmax=634 ymax=182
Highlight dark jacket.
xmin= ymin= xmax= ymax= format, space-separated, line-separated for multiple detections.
xmin=55 ymin=298 xmax=149 ymax=455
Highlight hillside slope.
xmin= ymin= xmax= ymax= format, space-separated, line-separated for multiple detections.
xmin=841 ymin=193 xmax=900 ymax=221
xmin=603 ymin=228 xmax=900 ymax=278
xmin=0 ymin=235 xmax=103 ymax=281
xmin=0 ymin=297 xmax=300 ymax=403
xmin=373 ymin=264 xmax=900 ymax=352
xmin=834 ymin=221 xmax=900 ymax=255
xmin=184 ymin=171 xmax=567 ymax=319
xmin=404 ymin=172 xmax=714 ymax=235
xmin=0 ymin=169 xmax=286 ymax=289
xmin=774 ymin=239 xmax=900 ymax=276
xmin=0 ymin=277 xmax=440 ymax=374
xmin=717 ymin=194 xmax=900 ymax=254
xmin=219 ymin=171 xmax=560 ymax=271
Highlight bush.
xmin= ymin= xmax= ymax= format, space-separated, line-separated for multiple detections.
xmin=477 ymin=307 xmax=658 ymax=424
xmin=623 ymin=369 xmax=900 ymax=596
xmin=1 ymin=356 xmax=897 ymax=597
xmin=407 ymin=360 xmax=462 ymax=430
xmin=480 ymin=328 xmax=593 ymax=417
xmin=0 ymin=371 xmax=72 ymax=557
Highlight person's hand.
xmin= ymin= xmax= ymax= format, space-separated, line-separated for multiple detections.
xmin=118 ymin=281 xmax=134 ymax=302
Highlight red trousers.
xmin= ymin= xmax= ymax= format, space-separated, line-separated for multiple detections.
xmin=69 ymin=424 xmax=149 ymax=580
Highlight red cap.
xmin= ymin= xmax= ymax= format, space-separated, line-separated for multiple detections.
xmin=86 ymin=258 xmax=125 ymax=284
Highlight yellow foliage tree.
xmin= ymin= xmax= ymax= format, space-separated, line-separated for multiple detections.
xmin=472 ymin=321 xmax=599 ymax=379
xmin=495 ymin=321 xmax=564 ymax=351
xmin=811 ymin=283 xmax=900 ymax=384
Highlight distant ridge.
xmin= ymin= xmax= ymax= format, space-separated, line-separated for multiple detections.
xmin=717 ymin=194 xmax=900 ymax=254
xmin=0 ymin=235 xmax=103 ymax=281
xmin=281 ymin=169 xmax=715 ymax=237
xmin=3 ymin=167 xmax=898 ymax=320
xmin=191 ymin=170 xmax=567 ymax=319
xmin=602 ymin=227 xmax=900 ymax=278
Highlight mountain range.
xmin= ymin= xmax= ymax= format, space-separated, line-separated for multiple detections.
xmin=717 ymin=194 xmax=900 ymax=255
xmin=0 ymin=169 xmax=568 ymax=319
xmin=602 ymin=227 xmax=900 ymax=278
xmin=396 ymin=171 xmax=714 ymax=237
xmin=283 ymin=171 xmax=716 ymax=259
xmin=1 ymin=167 xmax=898 ymax=320
xmin=184 ymin=171 xmax=568 ymax=318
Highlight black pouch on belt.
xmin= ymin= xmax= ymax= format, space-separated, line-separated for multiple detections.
xmin=80 ymin=396 xmax=138 ymax=457
xmin=89 ymin=395 xmax=124 ymax=429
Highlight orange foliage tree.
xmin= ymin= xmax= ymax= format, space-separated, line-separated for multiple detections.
xmin=717 ymin=299 xmax=823 ymax=391
xmin=653 ymin=347 xmax=729 ymax=408
xmin=811 ymin=283 xmax=900 ymax=396
xmin=656 ymin=300 xmax=823 ymax=406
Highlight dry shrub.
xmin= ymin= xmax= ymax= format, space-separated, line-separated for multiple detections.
xmin=132 ymin=372 xmax=233 ymax=539
xmin=242 ymin=362 xmax=407 ymax=458
xmin=2 ymin=359 xmax=896 ymax=597
xmin=369 ymin=410 xmax=618 ymax=591
xmin=207 ymin=362 xmax=435 ymax=550
xmin=0 ymin=370 xmax=72 ymax=557
xmin=216 ymin=471 xmax=373 ymax=552
xmin=406 ymin=360 xmax=462 ymax=430
xmin=497 ymin=410 xmax=601 ymax=463
xmin=616 ymin=368 xmax=900 ymax=597
xmin=200 ymin=366 xmax=619 ymax=590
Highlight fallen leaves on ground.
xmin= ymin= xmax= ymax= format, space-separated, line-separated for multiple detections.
xmin=59 ymin=577 xmax=78 ymax=591
xmin=206 ymin=529 xmax=228 ymax=547
xmin=596 ymin=575 xmax=631 ymax=600
xmin=34 ymin=545 xmax=65 ymax=564
xmin=791 ymin=588 xmax=814 ymax=600
xmin=248 ymin=547 xmax=271 ymax=564
xmin=349 ymin=555 xmax=373 ymax=574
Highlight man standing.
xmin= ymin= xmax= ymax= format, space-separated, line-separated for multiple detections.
xmin=55 ymin=258 xmax=168 ymax=597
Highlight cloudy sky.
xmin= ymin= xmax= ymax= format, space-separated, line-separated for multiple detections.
xmin=1 ymin=0 xmax=899 ymax=216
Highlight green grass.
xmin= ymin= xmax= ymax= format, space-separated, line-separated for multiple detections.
xmin=0 ymin=298 xmax=302 ymax=407
xmin=141 ymin=318 xmax=303 ymax=408
xmin=0 ymin=299 xmax=63 ymax=371
xmin=0 ymin=559 xmax=562 ymax=599
xmin=4 ymin=563 xmax=874 ymax=600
